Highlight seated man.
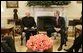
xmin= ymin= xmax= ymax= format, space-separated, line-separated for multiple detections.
xmin=1 ymin=34 xmax=16 ymax=52
xmin=21 ymin=12 xmax=37 ymax=43
xmin=64 ymin=31 xmax=82 ymax=52
xmin=64 ymin=13 xmax=82 ymax=52
xmin=46 ymin=10 xmax=66 ymax=51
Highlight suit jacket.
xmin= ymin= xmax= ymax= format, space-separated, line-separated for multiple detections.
xmin=52 ymin=16 xmax=66 ymax=30
xmin=21 ymin=16 xmax=36 ymax=28
xmin=1 ymin=36 xmax=16 ymax=52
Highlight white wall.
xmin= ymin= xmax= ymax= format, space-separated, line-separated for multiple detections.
xmin=1 ymin=1 xmax=31 ymax=25
xmin=1 ymin=1 xmax=82 ymax=25
xmin=1 ymin=1 xmax=31 ymax=18
xmin=33 ymin=7 xmax=65 ymax=24
xmin=66 ymin=1 xmax=82 ymax=20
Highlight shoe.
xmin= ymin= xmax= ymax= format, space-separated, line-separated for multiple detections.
xmin=64 ymin=40 xmax=67 ymax=46
xmin=64 ymin=49 xmax=73 ymax=52
xmin=64 ymin=49 xmax=68 ymax=51
xmin=58 ymin=46 xmax=62 ymax=51
xmin=64 ymin=42 xmax=67 ymax=46
xmin=65 ymin=44 xmax=67 ymax=46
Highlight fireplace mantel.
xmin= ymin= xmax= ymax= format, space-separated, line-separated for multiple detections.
xmin=31 ymin=5 xmax=68 ymax=23
xmin=30 ymin=5 xmax=69 ymax=8
xmin=29 ymin=5 xmax=69 ymax=31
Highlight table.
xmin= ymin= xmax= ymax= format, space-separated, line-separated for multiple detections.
xmin=1 ymin=24 xmax=15 ymax=39
xmin=75 ymin=25 xmax=82 ymax=39
xmin=7 ymin=19 xmax=21 ymax=25
xmin=73 ymin=19 xmax=82 ymax=40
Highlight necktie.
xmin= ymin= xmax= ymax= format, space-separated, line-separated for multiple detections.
xmin=56 ymin=18 xmax=58 ymax=25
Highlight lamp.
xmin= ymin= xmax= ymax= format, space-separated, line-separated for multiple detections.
xmin=1 ymin=5 xmax=4 ymax=12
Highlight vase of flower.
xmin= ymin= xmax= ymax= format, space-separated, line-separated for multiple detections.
xmin=26 ymin=34 xmax=53 ymax=52
xmin=44 ymin=47 xmax=53 ymax=52
xmin=26 ymin=47 xmax=53 ymax=52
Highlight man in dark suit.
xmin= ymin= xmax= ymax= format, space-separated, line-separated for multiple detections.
xmin=1 ymin=34 xmax=16 ymax=52
xmin=21 ymin=12 xmax=37 ymax=43
xmin=64 ymin=32 xmax=82 ymax=52
xmin=64 ymin=13 xmax=82 ymax=52
xmin=47 ymin=10 xmax=66 ymax=51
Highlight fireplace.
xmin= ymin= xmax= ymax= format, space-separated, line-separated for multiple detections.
xmin=37 ymin=16 xmax=54 ymax=31
xmin=31 ymin=6 xmax=67 ymax=31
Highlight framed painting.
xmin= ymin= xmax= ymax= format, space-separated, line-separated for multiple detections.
xmin=77 ymin=1 xmax=82 ymax=3
xmin=6 ymin=1 xmax=18 ymax=8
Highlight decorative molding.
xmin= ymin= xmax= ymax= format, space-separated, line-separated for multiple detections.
xmin=27 ymin=1 xmax=71 ymax=7
xmin=30 ymin=5 xmax=69 ymax=8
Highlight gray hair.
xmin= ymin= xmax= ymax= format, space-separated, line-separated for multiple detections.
xmin=54 ymin=10 xmax=60 ymax=15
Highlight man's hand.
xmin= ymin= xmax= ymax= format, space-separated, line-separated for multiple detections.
xmin=31 ymin=27 xmax=37 ymax=29
xmin=24 ymin=27 xmax=28 ymax=30
xmin=22 ymin=32 xmax=26 ymax=37
xmin=54 ymin=27 xmax=61 ymax=32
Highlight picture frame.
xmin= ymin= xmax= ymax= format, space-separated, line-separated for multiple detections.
xmin=77 ymin=1 xmax=82 ymax=3
xmin=6 ymin=1 xmax=18 ymax=8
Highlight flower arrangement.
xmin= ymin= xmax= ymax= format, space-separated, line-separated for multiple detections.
xmin=27 ymin=1 xmax=71 ymax=7
xmin=26 ymin=34 xmax=53 ymax=52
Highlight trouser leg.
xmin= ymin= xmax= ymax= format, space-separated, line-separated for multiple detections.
xmin=25 ymin=31 xmax=31 ymax=42
xmin=58 ymin=30 xmax=65 ymax=51
xmin=60 ymin=30 xmax=65 ymax=46
xmin=47 ymin=28 xmax=55 ymax=37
